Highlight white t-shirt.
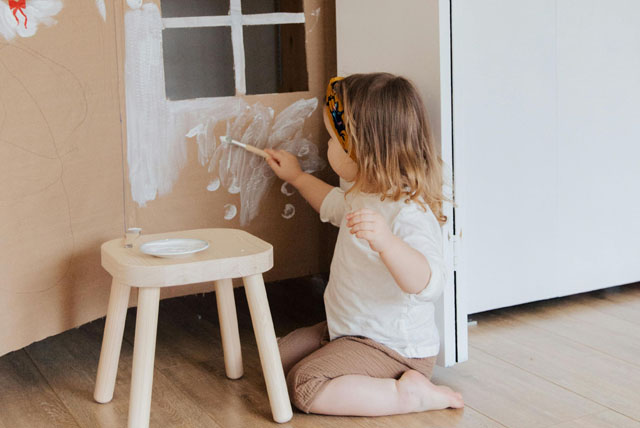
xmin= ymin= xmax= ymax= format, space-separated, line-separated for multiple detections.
xmin=320 ymin=187 xmax=447 ymax=358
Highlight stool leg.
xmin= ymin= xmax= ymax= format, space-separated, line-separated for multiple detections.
xmin=94 ymin=279 xmax=131 ymax=403
xmin=243 ymin=274 xmax=292 ymax=424
xmin=128 ymin=287 xmax=160 ymax=428
xmin=214 ymin=278 xmax=243 ymax=379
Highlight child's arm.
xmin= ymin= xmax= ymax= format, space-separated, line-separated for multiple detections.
xmin=265 ymin=149 xmax=333 ymax=213
xmin=346 ymin=209 xmax=432 ymax=295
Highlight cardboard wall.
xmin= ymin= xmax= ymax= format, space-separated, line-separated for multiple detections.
xmin=0 ymin=0 xmax=336 ymax=357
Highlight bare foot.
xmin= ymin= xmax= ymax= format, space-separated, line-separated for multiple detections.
xmin=397 ymin=370 xmax=464 ymax=412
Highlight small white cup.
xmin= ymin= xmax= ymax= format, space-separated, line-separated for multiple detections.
xmin=124 ymin=227 xmax=142 ymax=248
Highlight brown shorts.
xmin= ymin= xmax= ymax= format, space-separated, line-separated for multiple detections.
xmin=279 ymin=321 xmax=437 ymax=413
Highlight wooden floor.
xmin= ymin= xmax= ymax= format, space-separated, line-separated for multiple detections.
xmin=1 ymin=278 xmax=639 ymax=428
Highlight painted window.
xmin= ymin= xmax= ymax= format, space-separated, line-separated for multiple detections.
xmin=160 ymin=0 xmax=308 ymax=100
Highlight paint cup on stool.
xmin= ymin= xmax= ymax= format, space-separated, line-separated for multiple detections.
xmin=124 ymin=227 xmax=142 ymax=248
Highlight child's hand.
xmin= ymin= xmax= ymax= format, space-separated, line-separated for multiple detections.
xmin=265 ymin=149 xmax=304 ymax=184
xmin=346 ymin=209 xmax=396 ymax=253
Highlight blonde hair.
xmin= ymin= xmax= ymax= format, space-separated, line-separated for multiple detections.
xmin=334 ymin=73 xmax=452 ymax=225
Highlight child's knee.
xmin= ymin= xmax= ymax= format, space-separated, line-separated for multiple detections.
xmin=286 ymin=361 xmax=329 ymax=413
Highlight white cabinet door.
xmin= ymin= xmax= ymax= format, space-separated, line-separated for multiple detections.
xmin=336 ymin=0 xmax=467 ymax=365
xmin=452 ymin=0 xmax=640 ymax=314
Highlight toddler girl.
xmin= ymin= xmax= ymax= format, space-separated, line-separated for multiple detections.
xmin=264 ymin=73 xmax=464 ymax=416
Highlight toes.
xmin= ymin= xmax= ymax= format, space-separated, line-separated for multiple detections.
xmin=450 ymin=392 xmax=465 ymax=408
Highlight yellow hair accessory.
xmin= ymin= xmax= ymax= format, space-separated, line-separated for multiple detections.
xmin=325 ymin=76 xmax=356 ymax=161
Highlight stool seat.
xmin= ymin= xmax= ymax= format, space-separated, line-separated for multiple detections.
xmin=101 ymin=228 xmax=272 ymax=287
xmin=94 ymin=228 xmax=292 ymax=427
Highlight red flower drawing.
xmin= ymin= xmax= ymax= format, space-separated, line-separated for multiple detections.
xmin=9 ymin=0 xmax=27 ymax=29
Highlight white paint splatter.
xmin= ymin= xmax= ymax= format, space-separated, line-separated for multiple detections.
xmin=207 ymin=178 xmax=220 ymax=192
xmin=127 ymin=0 xmax=143 ymax=9
xmin=281 ymin=182 xmax=295 ymax=196
xmin=0 ymin=0 xmax=62 ymax=41
xmin=186 ymin=124 xmax=204 ymax=138
xmin=223 ymin=204 xmax=237 ymax=220
xmin=227 ymin=177 xmax=241 ymax=194
xmin=297 ymin=145 xmax=310 ymax=156
xmin=282 ymin=204 xmax=296 ymax=220
xmin=308 ymin=7 xmax=321 ymax=33
xmin=95 ymin=0 xmax=106 ymax=21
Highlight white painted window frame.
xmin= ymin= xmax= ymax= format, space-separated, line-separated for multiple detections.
xmin=161 ymin=0 xmax=306 ymax=95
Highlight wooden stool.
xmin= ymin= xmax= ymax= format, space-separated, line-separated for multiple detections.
xmin=93 ymin=228 xmax=292 ymax=427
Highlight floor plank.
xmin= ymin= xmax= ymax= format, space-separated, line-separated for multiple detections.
xmin=0 ymin=349 xmax=80 ymax=428
xmin=155 ymin=291 xmax=501 ymax=428
xmin=2 ymin=280 xmax=640 ymax=428
xmin=470 ymin=310 xmax=640 ymax=421
xmin=581 ymin=284 xmax=640 ymax=325
xmin=25 ymin=320 xmax=222 ymax=428
xmin=549 ymin=410 xmax=640 ymax=428
xmin=499 ymin=294 xmax=640 ymax=368
xmin=431 ymin=347 xmax=603 ymax=428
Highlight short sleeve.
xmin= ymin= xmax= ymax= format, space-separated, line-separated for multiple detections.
xmin=319 ymin=187 xmax=347 ymax=227
xmin=392 ymin=208 xmax=448 ymax=302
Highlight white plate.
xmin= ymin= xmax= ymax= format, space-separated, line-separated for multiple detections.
xmin=139 ymin=238 xmax=209 ymax=258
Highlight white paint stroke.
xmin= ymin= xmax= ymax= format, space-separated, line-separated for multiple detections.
xmin=208 ymin=97 xmax=325 ymax=225
xmin=184 ymin=101 xmax=245 ymax=167
xmin=242 ymin=13 xmax=305 ymax=26
xmin=95 ymin=0 xmax=106 ymax=21
xmin=281 ymin=182 xmax=295 ymax=196
xmin=127 ymin=0 xmax=142 ymax=10
xmin=0 ymin=0 xmax=62 ymax=41
xmin=227 ymin=176 xmax=241 ymax=194
xmin=162 ymin=13 xmax=304 ymax=30
xmin=223 ymin=204 xmax=237 ymax=220
xmin=125 ymin=4 xmax=180 ymax=205
xmin=163 ymin=15 xmax=231 ymax=29
xmin=297 ymin=145 xmax=310 ymax=156
xmin=185 ymin=124 xmax=204 ymax=138
xmin=308 ymin=7 xmax=321 ymax=33
xmin=207 ymin=178 xmax=220 ymax=192
xmin=282 ymin=203 xmax=295 ymax=220
xmin=229 ymin=0 xmax=246 ymax=95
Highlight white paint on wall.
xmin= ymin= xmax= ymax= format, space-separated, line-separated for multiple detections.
xmin=227 ymin=176 xmax=241 ymax=194
xmin=125 ymin=3 xmax=325 ymax=225
xmin=125 ymin=4 xmax=181 ymax=206
xmin=95 ymin=0 xmax=106 ymax=21
xmin=207 ymin=178 xmax=220 ymax=192
xmin=229 ymin=0 xmax=246 ymax=95
xmin=281 ymin=203 xmax=295 ymax=219
xmin=281 ymin=182 xmax=295 ymax=196
xmin=0 ymin=0 xmax=62 ymax=40
xmin=163 ymin=13 xmax=305 ymax=29
xmin=207 ymin=97 xmax=325 ymax=225
xmin=223 ymin=203 xmax=237 ymax=220
xmin=127 ymin=0 xmax=142 ymax=10
xmin=308 ymin=7 xmax=321 ymax=33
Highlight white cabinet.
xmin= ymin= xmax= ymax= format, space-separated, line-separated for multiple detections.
xmin=336 ymin=0 xmax=640 ymax=366
xmin=453 ymin=0 xmax=640 ymax=314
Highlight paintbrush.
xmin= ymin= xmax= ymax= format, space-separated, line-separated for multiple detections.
xmin=220 ymin=136 xmax=270 ymax=159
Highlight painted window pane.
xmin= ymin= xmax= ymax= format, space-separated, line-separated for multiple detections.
xmin=244 ymin=24 xmax=308 ymax=95
xmin=160 ymin=0 xmax=230 ymax=17
xmin=162 ymin=27 xmax=235 ymax=100
xmin=241 ymin=0 xmax=303 ymax=15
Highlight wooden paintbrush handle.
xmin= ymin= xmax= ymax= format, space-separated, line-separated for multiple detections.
xmin=245 ymin=144 xmax=270 ymax=159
